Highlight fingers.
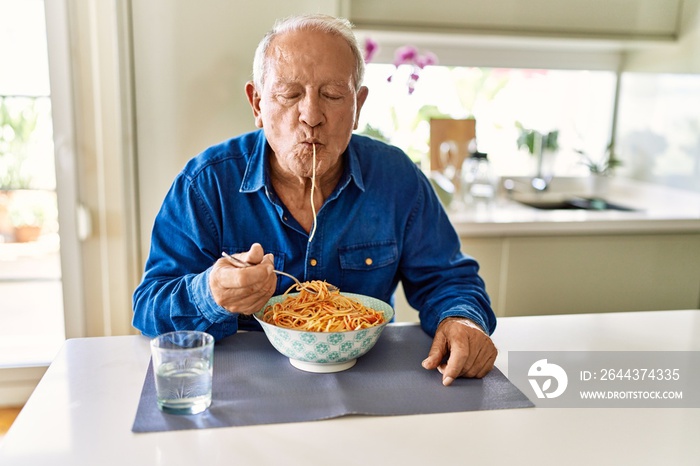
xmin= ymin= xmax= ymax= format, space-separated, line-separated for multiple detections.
xmin=421 ymin=325 xmax=463 ymax=386
xmin=421 ymin=332 xmax=448 ymax=371
xmin=454 ymin=342 xmax=489 ymax=378
xmin=237 ymin=242 xmax=265 ymax=265
xmin=422 ymin=317 xmax=498 ymax=385
xmin=439 ymin=338 xmax=470 ymax=386
xmin=262 ymin=253 xmax=275 ymax=269
xmin=210 ymin=244 xmax=276 ymax=315
xmin=474 ymin=353 xmax=496 ymax=378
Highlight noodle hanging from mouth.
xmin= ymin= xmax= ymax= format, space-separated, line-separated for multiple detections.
xmin=308 ymin=143 xmax=318 ymax=243
xmin=261 ymin=280 xmax=385 ymax=332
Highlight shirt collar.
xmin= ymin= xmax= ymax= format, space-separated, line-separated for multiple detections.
xmin=345 ymin=137 xmax=366 ymax=192
xmin=240 ymin=130 xmax=366 ymax=194
xmin=239 ymin=130 xmax=268 ymax=193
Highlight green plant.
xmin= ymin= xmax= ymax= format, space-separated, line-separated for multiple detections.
xmin=9 ymin=202 xmax=45 ymax=227
xmin=0 ymin=96 xmax=39 ymax=189
xmin=357 ymin=124 xmax=390 ymax=143
xmin=576 ymin=142 xmax=623 ymax=175
xmin=516 ymin=122 xmax=559 ymax=155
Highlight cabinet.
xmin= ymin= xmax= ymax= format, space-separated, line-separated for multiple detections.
xmin=464 ymin=233 xmax=700 ymax=317
xmin=343 ymin=0 xmax=684 ymax=41
xmin=394 ymin=233 xmax=700 ymax=322
xmin=393 ymin=237 xmax=503 ymax=323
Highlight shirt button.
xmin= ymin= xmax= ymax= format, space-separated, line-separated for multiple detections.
xmin=365 ymin=258 xmax=373 ymax=266
xmin=310 ymin=258 xmax=318 ymax=266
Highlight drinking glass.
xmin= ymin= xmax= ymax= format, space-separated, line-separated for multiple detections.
xmin=150 ymin=331 xmax=214 ymax=415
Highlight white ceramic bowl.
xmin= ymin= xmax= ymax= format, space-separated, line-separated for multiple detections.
xmin=253 ymin=292 xmax=394 ymax=373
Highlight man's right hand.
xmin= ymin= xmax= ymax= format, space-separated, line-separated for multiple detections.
xmin=209 ymin=243 xmax=276 ymax=315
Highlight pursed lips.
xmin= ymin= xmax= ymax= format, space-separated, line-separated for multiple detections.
xmin=300 ymin=140 xmax=322 ymax=152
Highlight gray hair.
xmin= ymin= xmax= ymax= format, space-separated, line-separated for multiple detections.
xmin=252 ymin=14 xmax=365 ymax=91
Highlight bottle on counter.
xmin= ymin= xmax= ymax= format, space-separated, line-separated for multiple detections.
xmin=461 ymin=150 xmax=496 ymax=202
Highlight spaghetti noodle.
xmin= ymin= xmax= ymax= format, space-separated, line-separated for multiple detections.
xmin=262 ymin=280 xmax=385 ymax=332
xmin=308 ymin=143 xmax=318 ymax=243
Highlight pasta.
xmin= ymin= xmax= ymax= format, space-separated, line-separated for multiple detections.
xmin=308 ymin=143 xmax=318 ymax=243
xmin=262 ymin=280 xmax=385 ymax=332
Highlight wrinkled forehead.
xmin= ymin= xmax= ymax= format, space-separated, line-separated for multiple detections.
xmin=263 ymin=30 xmax=358 ymax=88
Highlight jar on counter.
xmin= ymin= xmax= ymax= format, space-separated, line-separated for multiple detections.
xmin=461 ymin=151 xmax=496 ymax=202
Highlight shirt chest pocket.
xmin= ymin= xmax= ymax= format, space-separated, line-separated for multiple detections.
xmin=338 ymin=241 xmax=398 ymax=271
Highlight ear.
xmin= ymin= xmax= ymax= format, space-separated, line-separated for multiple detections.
xmin=353 ymin=86 xmax=369 ymax=130
xmin=245 ymin=81 xmax=264 ymax=128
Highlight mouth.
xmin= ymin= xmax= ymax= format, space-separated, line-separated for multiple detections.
xmin=300 ymin=141 xmax=323 ymax=156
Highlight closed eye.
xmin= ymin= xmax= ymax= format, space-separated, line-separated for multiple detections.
xmin=276 ymin=93 xmax=301 ymax=105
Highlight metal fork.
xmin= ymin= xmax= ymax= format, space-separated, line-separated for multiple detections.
xmin=221 ymin=252 xmax=338 ymax=294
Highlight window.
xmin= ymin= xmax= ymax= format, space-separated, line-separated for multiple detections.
xmin=0 ymin=0 xmax=65 ymax=367
xmin=358 ymin=63 xmax=617 ymax=179
xmin=616 ymin=72 xmax=700 ymax=193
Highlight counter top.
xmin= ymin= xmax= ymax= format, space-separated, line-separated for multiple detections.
xmin=1 ymin=310 xmax=698 ymax=466
xmin=448 ymin=177 xmax=700 ymax=236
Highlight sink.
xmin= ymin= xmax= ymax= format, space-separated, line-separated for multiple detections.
xmin=502 ymin=177 xmax=637 ymax=211
xmin=516 ymin=197 xmax=636 ymax=211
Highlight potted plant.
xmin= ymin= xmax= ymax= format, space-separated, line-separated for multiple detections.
xmin=576 ymin=142 xmax=623 ymax=198
xmin=9 ymin=201 xmax=45 ymax=243
xmin=0 ymin=97 xmax=37 ymax=189
xmin=1 ymin=96 xmax=38 ymax=239
xmin=516 ymin=123 xmax=560 ymax=156
xmin=516 ymin=122 xmax=559 ymax=190
xmin=576 ymin=142 xmax=623 ymax=175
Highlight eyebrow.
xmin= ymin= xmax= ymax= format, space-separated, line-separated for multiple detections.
xmin=272 ymin=76 xmax=352 ymax=89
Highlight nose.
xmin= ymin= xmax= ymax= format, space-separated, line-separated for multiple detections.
xmin=298 ymin=93 xmax=324 ymax=128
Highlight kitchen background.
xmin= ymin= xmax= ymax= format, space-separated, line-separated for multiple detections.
xmin=1 ymin=0 xmax=699 ymax=406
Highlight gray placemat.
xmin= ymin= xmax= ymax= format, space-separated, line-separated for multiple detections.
xmin=132 ymin=325 xmax=533 ymax=433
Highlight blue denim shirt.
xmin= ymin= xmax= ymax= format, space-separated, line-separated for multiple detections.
xmin=132 ymin=130 xmax=495 ymax=340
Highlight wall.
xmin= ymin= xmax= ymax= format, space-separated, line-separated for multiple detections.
xmin=623 ymin=1 xmax=700 ymax=73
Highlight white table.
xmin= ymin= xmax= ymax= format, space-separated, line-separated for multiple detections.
xmin=1 ymin=310 xmax=699 ymax=466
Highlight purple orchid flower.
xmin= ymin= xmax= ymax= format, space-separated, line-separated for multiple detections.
xmin=393 ymin=45 xmax=418 ymax=66
xmin=415 ymin=51 xmax=438 ymax=69
xmin=364 ymin=37 xmax=378 ymax=63
xmin=364 ymin=39 xmax=438 ymax=94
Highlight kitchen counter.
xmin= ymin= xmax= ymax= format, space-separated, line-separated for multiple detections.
xmin=1 ymin=310 xmax=698 ymax=466
xmin=448 ymin=177 xmax=700 ymax=236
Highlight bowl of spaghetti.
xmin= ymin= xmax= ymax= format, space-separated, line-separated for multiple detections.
xmin=253 ymin=280 xmax=394 ymax=373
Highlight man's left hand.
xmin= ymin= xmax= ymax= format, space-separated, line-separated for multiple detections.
xmin=421 ymin=317 xmax=497 ymax=385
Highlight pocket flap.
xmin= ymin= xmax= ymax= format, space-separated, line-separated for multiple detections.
xmin=339 ymin=241 xmax=398 ymax=271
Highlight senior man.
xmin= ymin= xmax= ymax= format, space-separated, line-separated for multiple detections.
xmin=133 ymin=14 xmax=497 ymax=384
